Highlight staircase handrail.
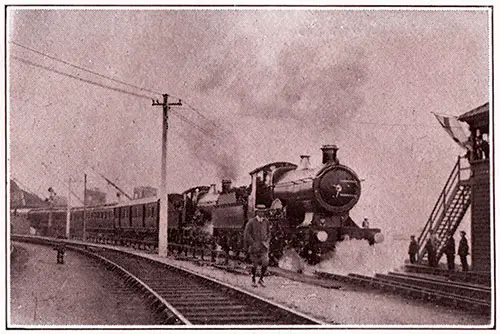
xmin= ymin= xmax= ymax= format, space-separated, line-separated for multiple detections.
xmin=416 ymin=156 xmax=463 ymax=251
xmin=435 ymin=187 xmax=472 ymax=260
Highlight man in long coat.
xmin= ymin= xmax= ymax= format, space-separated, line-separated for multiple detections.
xmin=458 ymin=231 xmax=469 ymax=272
xmin=425 ymin=233 xmax=437 ymax=267
xmin=408 ymin=235 xmax=418 ymax=264
xmin=444 ymin=233 xmax=456 ymax=270
xmin=244 ymin=205 xmax=271 ymax=287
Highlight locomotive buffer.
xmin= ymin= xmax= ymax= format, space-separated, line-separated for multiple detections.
xmin=153 ymin=94 xmax=182 ymax=257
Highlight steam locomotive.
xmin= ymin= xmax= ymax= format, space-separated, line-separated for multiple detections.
xmin=25 ymin=145 xmax=382 ymax=265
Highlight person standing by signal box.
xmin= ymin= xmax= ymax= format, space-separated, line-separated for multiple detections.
xmin=458 ymin=231 xmax=469 ymax=272
xmin=444 ymin=232 xmax=456 ymax=270
xmin=244 ymin=205 xmax=271 ymax=287
xmin=408 ymin=235 xmax=418 ymax=264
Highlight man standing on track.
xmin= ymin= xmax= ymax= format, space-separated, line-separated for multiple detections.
xmin=244 ymin=204 xmax=271 ymax=287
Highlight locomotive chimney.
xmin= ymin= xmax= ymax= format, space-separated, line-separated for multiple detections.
xmin=321 ymin=145 xmax=339 ymax=164
xmin=222 ymin=179 xmax=232 ymax=193
xmin=298 ymin=155 xmax=311 ymax=170
xmin=210 ymin=184 xmax=217 ymax=193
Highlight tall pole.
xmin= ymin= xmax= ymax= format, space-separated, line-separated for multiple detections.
xmin=153 ymin=94 xmax=181 ymax=257
xmin=83 ymin=173 xmax=87 ymax=241
xmin=66 ymin=177 xmax=71 ymax=239
xmin=48 ymin=209 xmax=52 ymax=236
xmin=47 ymin=187 xmax=55 ymax=236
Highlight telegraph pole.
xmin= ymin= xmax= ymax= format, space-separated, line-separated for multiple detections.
xmin=47 ymin=187 xmax=56 ymax=237
xmin=153 ymin=94 xmax=182 ymax=257
xmin=83 ymin=173 xmax=87 ymax=241
xmin=66 ymin=177 xmax=71 ymax=239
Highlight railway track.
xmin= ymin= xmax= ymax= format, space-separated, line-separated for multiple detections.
xmin=64 ymin=247 xmax=176 ymax=325
xmin=404 ymin=264 xmax=491 ymax=286
xmin=315 ymin=270 xmax=491 ymax=314
xmin=77 ymin=246 xmax=322 ymax=325
xmin=11 ymin=235 xmax=324 ymax=325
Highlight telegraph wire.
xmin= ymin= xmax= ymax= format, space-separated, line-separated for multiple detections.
xmin=12 ymin=56 xmax=232 ymax=143
xmin=13 ymin=56 xmax=154 ymax=100
xmin=11 ymin=41 xmax=225 ymax=130
xmin=11 ymin=41 xmax=233 ymax=136
xmin=170 ymin=111 xmax=219 ymax=140
xmin=11 ymin=41 xmax=446 ymax=130
xmin=40 ymin=161 xmax=85 ymax=204
xmin=349 ymin=120 xmax=440 ymax=128
xmin=168 ymin=95 xmax=222 ymax=130
xmin=10 ymin=41 xmax=162 ymax=96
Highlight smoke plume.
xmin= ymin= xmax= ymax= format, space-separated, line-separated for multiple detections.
xmin=177 ymin=115 xmax=240 ymax=181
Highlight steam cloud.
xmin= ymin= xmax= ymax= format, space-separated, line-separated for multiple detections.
xmin=191 ymin=28 xmax=370 ymax=181
xmin=178 ymin=116 xmax=240 ymax=181
xmin=197 ymin=37 xmax=369 ymax=130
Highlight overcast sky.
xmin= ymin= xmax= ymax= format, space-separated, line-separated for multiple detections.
xmin=7 ymin=7 xmax=490 ymax=236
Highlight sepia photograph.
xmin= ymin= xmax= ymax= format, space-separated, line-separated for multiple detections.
xmin=5 ymin=4 xmax=493 ymax=329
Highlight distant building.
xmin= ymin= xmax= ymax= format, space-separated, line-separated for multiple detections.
xmin=85 ymin=187 xmax=106 ymax=206
xmin=51 ymin=195 xmax=67 ymax=207
xmin=133 ymin=186 xmax=158 ymax=199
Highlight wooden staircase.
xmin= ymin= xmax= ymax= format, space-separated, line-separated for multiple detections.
xmin=417 ymin=156 xmax=472 ymax=263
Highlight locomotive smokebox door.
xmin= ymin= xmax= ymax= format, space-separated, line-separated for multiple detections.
xmin=313 ymin=164 xmax=361 ymax=213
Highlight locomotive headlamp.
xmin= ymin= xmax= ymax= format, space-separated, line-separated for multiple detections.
xmin=374 ymin=232 xmax=384 ymax=244
xmin=316 ymin=230 xmax=328 ymax=242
